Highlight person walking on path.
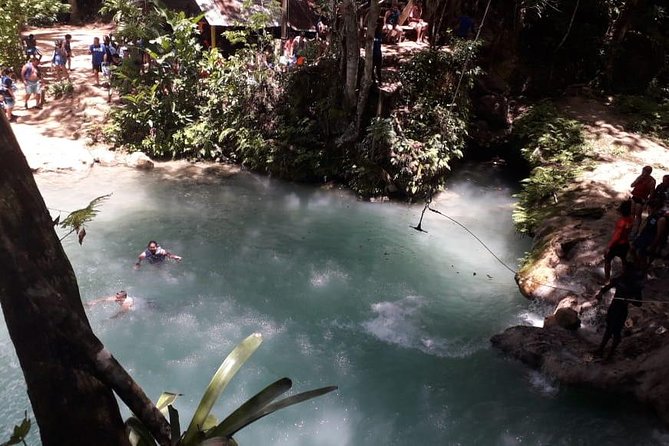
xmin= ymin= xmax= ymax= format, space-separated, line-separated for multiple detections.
xmin=90 ymin=37 xmax=106 ymax=86
xmin=1 ymin=68 xmax=17 ymax=122
xmin=21 ymin=57 xmax=43 ymax=109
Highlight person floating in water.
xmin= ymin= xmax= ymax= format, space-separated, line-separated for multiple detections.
xmin=135 ymin=240 xmax=182 ymax=268
xmin=594 ymin=262 xmax=644 ymax=360
xmin=85 ymin=290 xmax=135 ymax=318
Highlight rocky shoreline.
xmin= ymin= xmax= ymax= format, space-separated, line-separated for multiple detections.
xmin=492 ymin=97 xmax=669 ymax=425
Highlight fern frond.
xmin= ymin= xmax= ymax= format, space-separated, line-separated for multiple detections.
xmin=60 ymin=194 xmax=112 ymax=231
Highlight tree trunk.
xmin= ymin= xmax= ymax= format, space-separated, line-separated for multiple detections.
xmin=0 ymin=117 xmax=170 ymax=446
xmin=602 ymin=0 xmax=645 ymax=87
xmin=341 ymin=0 xmax=359 ymax=109
xmin=68 ymin=0 xmax=81 ymax=24
xmin=355 ymin=0 xmax=379 ymax=134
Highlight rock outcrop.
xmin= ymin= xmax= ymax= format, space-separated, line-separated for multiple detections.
xmin=493 ymin=97 xmax=669 ymax=424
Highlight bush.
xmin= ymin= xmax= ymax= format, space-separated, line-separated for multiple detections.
xmin=349 ymin=42 xmax=479 ymax=198
xmin=512 ymin=102 xmax=590 ymax=234
xmin=613 ymin=95 xmax=669 ymax=142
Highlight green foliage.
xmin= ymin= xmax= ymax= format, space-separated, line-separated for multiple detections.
xmin=512 ymin=102 xmax=590 ymax=234
xmin=24 ymin=0 xmax=69 ymax=26
xmin=58 ymin=193 xmax=112 ymax=244
xmin=1 ymin=412 xmax=30 ymax=446
xmin=50 ymin=80 xmax=74 ymax=99
xmin=0 ymin=0 xmax=69 ymax=71
xmin=126 ymin=333 xmax=337 ymax=446
xmin=613 ymin=95 xmax=669 ymax=142
xmin=100 ymin=0 xmax=164 ymax=43
xmin=349 ymin=43 xmax=479 ymax=198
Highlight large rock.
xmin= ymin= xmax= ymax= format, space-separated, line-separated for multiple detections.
xmin=491 ymin=321 xmax=669 ymax=425
xmin=125 ymin=152 xmax=154 ymax=170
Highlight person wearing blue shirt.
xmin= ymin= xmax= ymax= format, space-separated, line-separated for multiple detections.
xmin=89 ymin=37 xmax=106 ymax=85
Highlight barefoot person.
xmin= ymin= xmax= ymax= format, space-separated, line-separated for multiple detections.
xmin=594 ymin=263 xmax=644 ymax=360
xmin=86 ymin=290 xmax=135 ymax=318
xmin=135 ymin=240 xmax=182 ymax=268
xmin=21 ymin=57 xmax=43 ymax=109
xmin=90 ymin=37 xmax=106 ymax=86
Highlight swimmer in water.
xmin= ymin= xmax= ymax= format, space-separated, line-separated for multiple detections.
xmin=85 ymin=290 xmax=135 ymax=318
xmin=135 ymin=240 xmax=182 ymax=269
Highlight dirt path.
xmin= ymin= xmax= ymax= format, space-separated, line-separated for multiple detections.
xmin=11 ymin=23 xmax=117 ymax=171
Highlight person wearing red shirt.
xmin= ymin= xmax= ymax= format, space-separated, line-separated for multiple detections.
xmin=604 ymin=199 xmax=633 ymax=283
xmin=630 ymin=165 xmax=656 ymax=235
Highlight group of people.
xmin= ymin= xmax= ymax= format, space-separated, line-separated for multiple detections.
xmin=381 ymin=0 xmax=428 ymax=44
xmin=86 ymin=241 xmax=182 ymax=317
xmin=0 ymin=32 xmax=125 ymax=123
xmin=595 ymin=166 xmax=668 ymax=359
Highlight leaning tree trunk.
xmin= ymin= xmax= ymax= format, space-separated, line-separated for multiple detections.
xmin=0 ymin=118 xmax=170 ymax=445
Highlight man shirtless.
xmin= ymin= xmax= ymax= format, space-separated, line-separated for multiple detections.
xmin=86 ymin=290 xmax=135 ymax=318
xmin=21 ymin=57 xmax=43 ymax=109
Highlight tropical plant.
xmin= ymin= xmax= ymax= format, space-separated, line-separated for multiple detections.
xmin=56 ymin=193 xmax=112 ymax=244
xmin=125 ymin=333 xmax=337 ymax=446
xmin=0 ymin=412 xmax=31 ymax=446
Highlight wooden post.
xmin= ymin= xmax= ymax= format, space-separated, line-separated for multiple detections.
xmin=211 ymin=25 xmax=217 ymax=48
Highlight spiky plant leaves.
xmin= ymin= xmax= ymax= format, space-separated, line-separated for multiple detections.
xmin=168 ymin=405 xmax=180 ymax=446
xmin=126 ymin=417 xmax=157 ymax=446
xmin=216 ymin=386 xmax=338 ymax=438
xmin=182 ymin=333 xmax=263 ymax=445
xmin=205 ymin=378 xmax=293 ymax=440
xmin=156 ymin=392 xmax=182 ymax=413
xmin=52 ymin=215 xmax=60 ymax=226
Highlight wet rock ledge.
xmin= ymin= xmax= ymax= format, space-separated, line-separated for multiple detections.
xmin=491 ymin=99 xmax=669 ymax=424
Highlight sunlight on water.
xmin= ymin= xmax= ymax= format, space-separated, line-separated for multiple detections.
xmin=0 ymin=165 xmax=665 ymax=444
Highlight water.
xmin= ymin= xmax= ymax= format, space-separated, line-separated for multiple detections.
xmin=1 ymin=165 xmax=666 ymax=445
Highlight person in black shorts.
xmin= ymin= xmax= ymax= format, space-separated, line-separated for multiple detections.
xmin=594 ymin=263 xmax=644 ymax=360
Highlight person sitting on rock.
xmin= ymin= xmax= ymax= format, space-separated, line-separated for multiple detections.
xmin=603 ymin=199 xmax=633 ymax=283
xmin=408 ymin=1 xmax=428 ymax=42
xmin=594 ymin=262 xmax=644 ymax=360
xmin=383 ymin=1 xmax=404 ymax=43
xmin=630 ymin=165 xmax=656 ymax=236
xmin=135 ymin=240 xmax=182 ymax=268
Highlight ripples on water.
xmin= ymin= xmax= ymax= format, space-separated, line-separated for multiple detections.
xmin=0 ymin=166 xmax=666 ymax=444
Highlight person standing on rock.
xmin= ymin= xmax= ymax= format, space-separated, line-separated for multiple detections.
xmin=632 ymin=198 xmax=668 ymax=268
xmin=650 ymin=174 xmax=669 ymax=210
xmin=630 ymin=165 xmax=656 ymax=236
xmin=603 ymin=199 xmax=633 ymax=283
xmin=594 ymin=263 xmax=644 ymax=360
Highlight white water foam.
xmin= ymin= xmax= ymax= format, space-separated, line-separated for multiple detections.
xmin=361 ymin=296 xmax=482 ymax=358
xmin=527 ymin=370 xmax=559 ymax=396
